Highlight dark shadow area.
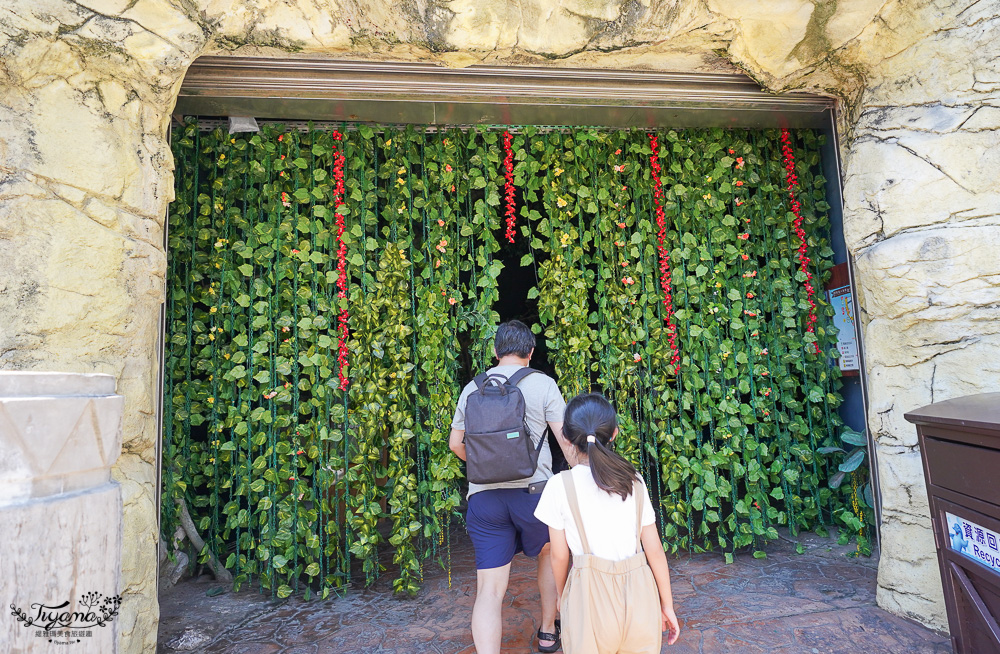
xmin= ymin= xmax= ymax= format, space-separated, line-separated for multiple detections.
xmin=492 ymin=227 xmax=554 ymax=379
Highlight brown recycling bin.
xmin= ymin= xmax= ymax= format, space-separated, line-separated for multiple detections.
xmin=905 ymin=393 xmax=1000 ymax=654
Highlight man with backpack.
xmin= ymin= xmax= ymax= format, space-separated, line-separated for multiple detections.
xmin=450 ymin=320 xmax=567 ymax=654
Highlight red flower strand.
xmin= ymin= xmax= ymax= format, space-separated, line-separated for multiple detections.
xmin=332 ymin=131 xmax=351 ymax=388
xmin=648 ymin=134 xmax=680 ymax=374
xmin=780 ymin=128 xmax=820 ymax=355
xmin=503 ymin=130 xmax=516 ymax=243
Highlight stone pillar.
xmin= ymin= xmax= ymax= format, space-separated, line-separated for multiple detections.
xmin=0 ymin=372 xmax=125 ymax=654
xmin=839 ymin=2 xmax=1000 ymax=629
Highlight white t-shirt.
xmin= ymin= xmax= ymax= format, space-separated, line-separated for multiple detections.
xmin=534 ymin=465 xmax=656 ymax=561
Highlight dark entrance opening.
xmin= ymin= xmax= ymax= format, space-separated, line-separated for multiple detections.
xmin=492 ymin=220 xmax=554 ymax=378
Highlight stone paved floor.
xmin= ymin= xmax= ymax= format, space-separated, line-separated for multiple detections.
xmin=158 ymin=528 xmax=951 ymax=654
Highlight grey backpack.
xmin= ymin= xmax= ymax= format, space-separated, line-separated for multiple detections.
xmin=464 ymin=368 xmax=547 ymax=485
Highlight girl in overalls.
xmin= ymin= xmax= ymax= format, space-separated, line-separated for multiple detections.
xmin=534 ymin=393 xmax=681 ymax=653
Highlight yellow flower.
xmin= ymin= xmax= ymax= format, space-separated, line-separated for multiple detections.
xmin=209 ymin=306 xmax=217 ymax=313
xmin=223 ymin=353 xmax=231 ymax=359
xmin=230 ymin=138 xmax=235 ymax=144
xmin=554 ymin=167 xmax=564 ymax=176
xmin=385 ymin=139 xmax=392 ymax=146
xmin=702 ymin=193 xmax=711 ymax=201
xmin=219 ymin=154 xmax=225 ymax=161
xmin=556 ymin=197 xmax=567 ymax=208
xmin=207 ymin=397 xmax=214 ymax=403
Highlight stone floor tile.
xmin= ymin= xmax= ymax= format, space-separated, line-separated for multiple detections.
xmin=158 ymin=527 xmax=951 ymax=654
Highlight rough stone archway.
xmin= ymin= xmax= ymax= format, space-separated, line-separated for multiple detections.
xmin=2 ymin=2 xmax=999 ymax=651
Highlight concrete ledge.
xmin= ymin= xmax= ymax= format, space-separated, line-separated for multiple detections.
xmin=0 ymin=371 xmax=117 ymax=397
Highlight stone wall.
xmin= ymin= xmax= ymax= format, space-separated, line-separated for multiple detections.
xmin=843 ymin=1 xmax=1000 ymax=623
xmin=2 ymin=0 xmax=997 ymax=649
xmin=1 ymin=7 xmax=199 ymax=650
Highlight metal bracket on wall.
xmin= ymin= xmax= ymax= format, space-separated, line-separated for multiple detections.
xmin=176 ymin=57 xmax=836 ymax=129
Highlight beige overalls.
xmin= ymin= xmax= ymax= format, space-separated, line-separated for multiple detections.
xmin=560 ymin=473 xmax=663 ymax=654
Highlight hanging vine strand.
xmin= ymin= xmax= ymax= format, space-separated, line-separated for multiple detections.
xmin=503 ymin=130 xmax=517 ymax=243
xmin=648 ymin=133 xmax=681 ymax=375
xmin=780 ymin=128 xmax=820 ymax=355
xmin=332 ymin=130 xmax=350 ymax=389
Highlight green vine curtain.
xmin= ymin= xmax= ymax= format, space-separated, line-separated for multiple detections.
xmin=164 ymin=121 xmax=855 ymax=600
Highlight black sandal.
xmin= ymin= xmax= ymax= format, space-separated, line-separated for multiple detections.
xmin=537 ymin=618 xmax=561 ymax=653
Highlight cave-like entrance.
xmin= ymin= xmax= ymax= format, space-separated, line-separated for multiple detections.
xmin=156 ymin=59 xmax=872 ymax=599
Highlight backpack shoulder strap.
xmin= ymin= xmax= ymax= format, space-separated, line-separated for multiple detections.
xmin=562 ymin=472 xmax=592 ymax=555
xmin=504 ymin=366 xmax=539 ymax=387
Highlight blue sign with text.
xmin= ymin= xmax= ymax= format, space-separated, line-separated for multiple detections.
xmin=946 ymin=512 xmax=1000 ymax=574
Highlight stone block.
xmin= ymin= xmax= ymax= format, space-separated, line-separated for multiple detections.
xmin=706 ymin=0 xmax=813 ymax=77
xmin=1 ymin=485 xmax=123 ymax=654
xmin=841 ymin=138 xmax=1000 ymax=249
xmin=0 ymin=371 xmax=125 ymax=654
xmin=0 ymin=373 xmax=123 ymax=507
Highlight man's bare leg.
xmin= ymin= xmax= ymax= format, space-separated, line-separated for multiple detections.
xmin=536 ymin=544 xmax=559 ymax=648
xmin=472 ymin=563 xmax=512 ymax=654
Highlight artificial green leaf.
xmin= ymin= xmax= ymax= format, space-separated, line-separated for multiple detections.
xmin=838 ymin=449 xmax=866 ymax=473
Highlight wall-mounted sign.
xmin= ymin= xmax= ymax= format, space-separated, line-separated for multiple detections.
xmin=946 ymin=512 xmax=1000 ymax=575
xmin=826 ymin=263 xmax=860 ymax=374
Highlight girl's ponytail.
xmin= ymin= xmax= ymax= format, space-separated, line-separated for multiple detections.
xmin=564 ymin=394 xmax=640 ymax=500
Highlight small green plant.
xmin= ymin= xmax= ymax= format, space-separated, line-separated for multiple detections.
xmin=820 ymin=427 xmax=875 ymax=555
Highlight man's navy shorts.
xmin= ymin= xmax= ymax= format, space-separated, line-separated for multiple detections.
xmin=466 ymin=488 xmax=550 ymax=570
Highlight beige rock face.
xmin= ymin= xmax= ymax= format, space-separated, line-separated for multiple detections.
xmin=841 ymin=1 xmax=1000 ymax=630
xmin=2 ymin=0 xmax=997 ymax=648
xmin=1 ymin=5 xmax=197 ymax=652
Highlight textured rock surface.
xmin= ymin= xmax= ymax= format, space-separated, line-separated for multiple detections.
xmin=0 ymin=8 xmax=198 ymax=651
xmin=843 ymin=2 xmax=1000 ymax=629
xmin=2 ymin=0 xmax=998 ymax=649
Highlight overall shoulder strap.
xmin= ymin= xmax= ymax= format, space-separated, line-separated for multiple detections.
xmin=562 ymin=472 xmax=592 ymax=554
xmin=504 ymin=366 xmax=539 ymax=387
xmin=634 ymin=480 xmax=644 ymax=554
